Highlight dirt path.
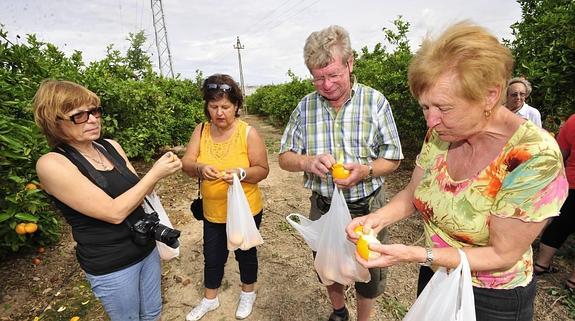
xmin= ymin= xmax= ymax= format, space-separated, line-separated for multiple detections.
xmin=1 ymin=114 xmax=572 ymax=321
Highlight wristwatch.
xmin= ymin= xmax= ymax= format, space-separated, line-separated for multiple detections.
xmin=364 ymin=162 xmax=373 ymax=180
xmin=419 ymin=247 xmax=434 ymax=267
xmin=238 ymin=168 xmax=247 ymax=181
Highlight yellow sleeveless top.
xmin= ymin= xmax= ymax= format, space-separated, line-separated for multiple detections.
xmin=198 ymin=120 xmax=263 ymax=223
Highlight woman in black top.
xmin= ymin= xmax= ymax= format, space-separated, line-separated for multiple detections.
xmin=33 ymin=80 xmax=181 ymax=321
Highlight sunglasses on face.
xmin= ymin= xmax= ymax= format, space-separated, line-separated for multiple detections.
xmin=206 ymin=83 xmax=232 ymax=92
xmin=61 ymin=106 xmax=103 ymax=124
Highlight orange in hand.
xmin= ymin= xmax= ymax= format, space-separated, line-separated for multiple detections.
xmin=355 ymin=226 xmax=381 ymax=260
xmin=332 ymin=163 xmax=350 ymax=179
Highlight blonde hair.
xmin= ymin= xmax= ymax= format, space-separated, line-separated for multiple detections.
xmin=33 ymin=80 xmax=100 ymax=147
xmin=408 ymin=21 xmax=513 ymax=105
xmin=303 ymin=25 xmax=353 ymax=70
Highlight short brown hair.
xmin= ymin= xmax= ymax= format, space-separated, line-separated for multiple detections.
xmin=201 ymin=74 xmax=242 ymax=120
xmin=303 ymin=25 xmax=353 ymax=70
xmin=33 ymin=80 xmax=100 ymax=147
xmin=408 ymin=21 xmax=513 ymax=105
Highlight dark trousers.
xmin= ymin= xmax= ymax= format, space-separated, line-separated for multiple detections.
xmin=203 ymin=212 xmax=262 ymax=289
xmin=417 ymin=266 xmax=536 ymax=321
xmin=540 ymin=189 xmax=575 ymax=249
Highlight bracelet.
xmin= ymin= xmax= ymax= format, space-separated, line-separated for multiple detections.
xmin=196 ymin=164 xmax=202 ymax=178
xmin=418 ymin=247 xmax=434 ymax=267
xmin=238 ymin=168 xmax=246 ymax=181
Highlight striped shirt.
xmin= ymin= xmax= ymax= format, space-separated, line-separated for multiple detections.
xmin=279 ymin=81 xmax=403 ymax=201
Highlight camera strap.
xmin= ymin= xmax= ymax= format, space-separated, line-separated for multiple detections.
xmin=54 ymin=139 xmax=156 ymax=222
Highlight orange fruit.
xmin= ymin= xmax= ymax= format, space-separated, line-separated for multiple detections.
xmin=32 ymin=257 xmax=41 ymax=265
xmin=70 ymin=316 xmax=80 ymax=321
xmin=37 ymin=246 xmax=46 ymax=254
xmin=25 ymin=183 xmax=37 ymax=190
xmin=332 ymin=163 xmax=350 ymax=179
xmin=355 ymin=226 xmax=381 ymax=260
xmin=15 ymin=223 xmax=27 ymax=235
xmin=24 ymin=223 xmax=38 ymax=233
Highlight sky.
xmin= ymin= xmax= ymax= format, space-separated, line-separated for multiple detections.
xmin=0 ymin=0 xmax=523 ymax=86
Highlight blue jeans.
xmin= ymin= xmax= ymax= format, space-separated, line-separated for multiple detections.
xmin=85 ymin=247 xmax=162 ymax=321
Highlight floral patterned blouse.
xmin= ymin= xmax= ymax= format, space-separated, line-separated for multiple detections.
xmin=414 ymin=121 xmax=568 ymax=289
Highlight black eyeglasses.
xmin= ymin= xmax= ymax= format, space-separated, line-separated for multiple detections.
xmin=61 ymin=106 xmax=103 ymax=124
xmin=206 ymin=83 xmax=232 ymax=92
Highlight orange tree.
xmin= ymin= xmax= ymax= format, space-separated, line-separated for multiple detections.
xmin=0 ymin=29 xmax=204 ymax=256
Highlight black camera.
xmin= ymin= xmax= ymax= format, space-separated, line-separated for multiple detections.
xmin=131 ymin=212 xmax=181 ymax=248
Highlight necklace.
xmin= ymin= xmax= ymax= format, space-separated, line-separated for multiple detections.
xmin=80 ymin=147 xmax=111 ymax=170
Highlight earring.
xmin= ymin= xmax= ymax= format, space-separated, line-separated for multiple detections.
xmin=484 ymin=109 xmax=492 ymax=119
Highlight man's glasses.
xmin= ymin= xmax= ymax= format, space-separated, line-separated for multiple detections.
xmin=311 ymin=63 xmax=350 ymax=85
xmin=61 ymin=106 xmax=103 ymax=124
xmin=510 ymin=92 xmax=527 ymax=98
xmin=206 ymin=83 xmax=232 ymax=92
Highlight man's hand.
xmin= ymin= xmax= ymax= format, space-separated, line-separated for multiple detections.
xmin=333 ymin=162 xmax=366 ymax=188
xmin=303 ymin=154 xmax=336 ymax=178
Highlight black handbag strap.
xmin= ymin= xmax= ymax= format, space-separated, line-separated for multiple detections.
xmin=197 ymin=122 xmax=204 ymax=198
xmin=54 ymin=139 xmax=156 ymax=213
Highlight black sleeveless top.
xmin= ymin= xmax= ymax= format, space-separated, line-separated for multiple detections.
xmin=52 ymin=167 xmax=155 ymax=275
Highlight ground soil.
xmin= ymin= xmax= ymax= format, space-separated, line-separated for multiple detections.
xmin=1 ymin=114 xmax=574 ymax=321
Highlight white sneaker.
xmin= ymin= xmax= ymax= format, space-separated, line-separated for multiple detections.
xmin=235 ymin=291 xmax=256 ymax=319
xmin=186 ymin=297 xmax=220 ymax=321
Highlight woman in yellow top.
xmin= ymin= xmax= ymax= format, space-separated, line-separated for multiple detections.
xmin=182 ymin=74 xmax=269 ymax=321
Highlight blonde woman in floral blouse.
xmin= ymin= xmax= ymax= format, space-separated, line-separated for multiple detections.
xmin=346 ymin=22 xmax=568 ymax=321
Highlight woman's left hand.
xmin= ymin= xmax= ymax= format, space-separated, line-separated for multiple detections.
xmin=220 ymin=168 xmax=244 ymax=185
xmin=355 ymin=243 xmax=414 ymax=269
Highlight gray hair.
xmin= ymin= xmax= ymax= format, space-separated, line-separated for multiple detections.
xmin=303 ymin=25 xmax=353 ymax=70
xmin=507 ymin=77 xmax=532 ymax=96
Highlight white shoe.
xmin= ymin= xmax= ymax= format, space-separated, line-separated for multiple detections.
xmin=235 ymin=291 xmax=256 ymax=319
xmin=186 ymin=297 xmax=220 ymax=321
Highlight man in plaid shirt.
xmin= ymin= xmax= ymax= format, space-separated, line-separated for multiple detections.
xmin=279 ymin=25 xmax=403 ymax=321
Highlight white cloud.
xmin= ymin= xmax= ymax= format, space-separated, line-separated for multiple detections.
xmin=0 ymin=0 xmax=522 ymax=85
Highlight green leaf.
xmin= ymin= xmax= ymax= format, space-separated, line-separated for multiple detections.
xmin=14 ymin=213 xmax=38 ymax=222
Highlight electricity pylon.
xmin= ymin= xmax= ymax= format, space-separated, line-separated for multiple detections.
xmin=151 ymin=0 xmax=175 ymax=78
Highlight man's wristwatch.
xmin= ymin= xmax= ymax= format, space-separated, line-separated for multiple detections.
xmin=419 ymin=247 xmax=434 ymax=267
xmin=364 ymin=162 xmax=373 ymax=180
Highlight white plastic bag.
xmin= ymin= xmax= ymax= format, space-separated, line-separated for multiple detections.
xmin=403 ymin=249 xmax=476 ymax=321
xmin=226 ymin=173 xmax=264 ymax=251
xmin=142 ymin=191 xmax=180 ymax=261
xmin=286 ymin=186 xmax=370 ymax=286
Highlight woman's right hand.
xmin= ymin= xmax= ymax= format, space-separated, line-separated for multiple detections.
xmin=197 ymin=164 xmax=221 ymax=181
xmin=346 ymin=213 xmax=385 ymax=244
xmin=150 ymin=152 xmax=182 ymax=180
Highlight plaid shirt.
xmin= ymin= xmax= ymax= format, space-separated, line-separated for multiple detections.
xmin=279 ymin=81 xmax=403 ymax=201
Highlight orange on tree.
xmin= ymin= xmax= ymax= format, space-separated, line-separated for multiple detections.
xmin=15 ymin=223 xmax=27 ymax=235
xmin=25 ymin=183 xmax=38 ymax=190
xmin=331 ymin=163 xmax=350 ymax=179
xmin=354 ymin=226 xmax=382 ymax=260
xmin=24 ymin=222 xmax=38 ymax=233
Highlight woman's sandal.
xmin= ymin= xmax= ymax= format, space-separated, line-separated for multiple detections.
xmin=534 ymin=262 xmax=559 ymax=276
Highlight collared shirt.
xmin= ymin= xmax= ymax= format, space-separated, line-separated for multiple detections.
xmin=516 ymin=103 xmax=542 ymax=128
xmin=279 ymin=81 xmax=403 ymax=201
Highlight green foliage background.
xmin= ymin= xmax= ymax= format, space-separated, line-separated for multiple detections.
xmin=0 ymin=30 xmax=204 ymax=256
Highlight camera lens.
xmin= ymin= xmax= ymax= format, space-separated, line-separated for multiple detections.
xmin=154 ymin=224 xmax=181 ymax=249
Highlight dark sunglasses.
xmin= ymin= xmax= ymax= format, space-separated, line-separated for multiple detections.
xmin=60 ymin=106 xmax=103 ymax=124
xmin=206 ymin=83 xmax=232 ymax=92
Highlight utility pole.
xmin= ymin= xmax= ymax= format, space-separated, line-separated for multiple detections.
xmin=234 ymin=36 xmax=246 ymax=113
xmin=151 ymin=0 xmax=175 ymax=78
